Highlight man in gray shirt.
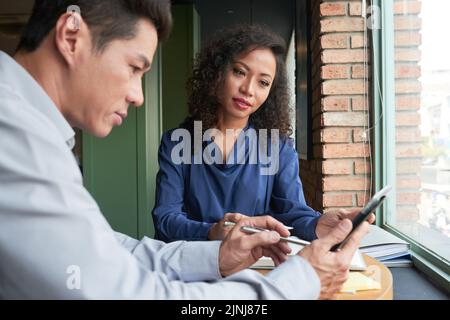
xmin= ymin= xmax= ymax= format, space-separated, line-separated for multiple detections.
xmin=0 ymin=0 xmax=370 ymax=299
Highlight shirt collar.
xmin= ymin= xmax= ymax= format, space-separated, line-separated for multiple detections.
xmin=0 ymin=51 xmax=75 ymax=149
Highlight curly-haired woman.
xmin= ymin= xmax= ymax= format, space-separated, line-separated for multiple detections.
xmin=152 ymin=25 xmax=362 ymax=249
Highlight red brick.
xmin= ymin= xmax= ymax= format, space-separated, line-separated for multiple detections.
xmin=351 ymin=35 xmax=365 ymax=48
xmin=322 ymin=160 xmax=353 ymax=175
xmin=397 ymin=176 xmax=421 ymax=189
xmin=323 ymin=176 xmax=370 ymax=191
xmin=353 ymin=128 xmax=369 ymax=143
xmin=394 ymin=1 xmax=422 ymax=15
xmin=356 ymin=192 xmax=370 ymax=206
xmin=349 ymin=2 xmax=362 ymax=16
xmin=352 ymin=97 xmax=368 ymax=111
xmin=397 ymin=192 xmax=421 ymax=205
xmin=395 ymin=65 xmax=421 ymax=79
xmin=395 ymin=32 xmax=421 ymax=47
xmin=396 ymin=159 xmax=421 ymax=174
xmin=320 ymin=3 xmax=346 ymax=16
xmin=323 ymin=207 xmax=363 ymax=214
xmin=395 ymin=81 xmax=422 ymax=94
xmin=395 ymin=206 xmax=420 ymax=222
xmin=321 ymin=128 xmax=351 ymax=143
xmin=321 ymin=18 xmax=364 ymax=33
xmin=396 ymin=144 xmax=421 ymax=158
xmin=323 ymin=143 xmax=370 ymax=158
xmin=322 ymin=112 xmax=366 ymax=126
xmin=322 ymin=65 xmax=350 ymax=79
xmin=395 ymin=49 xmax=421 ymax=62
xmin=354 ymin=160 xmax=371 ymax=175
xmin=396 ymin=128 xmax=421 ymax=142
xmin=323 ymin=193 xmax=354 ymax=207
xmin=321 ymin=34 xmax=348 ymax=49
xmin=351 ymin=64 xmax=367 ymax=78
xmin=396 ymin=96 xmax=421 ymax=111
xmin=322 ymin=80 xmax=365 ymax=95
xmin=322 ymin=49 xmax=365 ymax=63
xmin=394 ymin=16 xmax=421 ymax=31
xmin=322 ymin=96 xmax=350 ymax=111
xmin=396 ymin=113 xmax=421 ymax=126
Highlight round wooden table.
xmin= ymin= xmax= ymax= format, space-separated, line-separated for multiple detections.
xmin=255 ymin=254 xmax=393 ymax=300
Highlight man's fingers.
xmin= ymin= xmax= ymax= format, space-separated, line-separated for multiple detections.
xmin=262 ymin=247 xmax=288 ymax=266
xmin=243 ymin=215 xmax=290 ymax=237
xmin=320 ymin=219 xmax=352 ymax=250
xmin=367 ymin=213 xmax=376 ymax=224
xmin=268 ymin=245 xmax=289 ymax=264
xmin=242 ymin=230 xmax=280 ymax=250
xmin=275 ymin=241 xmax=292 ymax=255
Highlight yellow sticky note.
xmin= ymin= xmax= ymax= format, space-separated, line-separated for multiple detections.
xmin=340 ymin=272 xmax=381 ymax=293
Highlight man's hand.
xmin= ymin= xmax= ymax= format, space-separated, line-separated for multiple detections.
xmin=316 ymin=208 xmax=375 ymax=239
xmin=218 ymin=214 xmax=292 ymax=277
xmin=299 ymin=219 xmax=370 ymax=299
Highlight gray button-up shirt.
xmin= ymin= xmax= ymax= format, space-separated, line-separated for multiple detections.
xmin=0 ymin=51 xmax=320 ymax=299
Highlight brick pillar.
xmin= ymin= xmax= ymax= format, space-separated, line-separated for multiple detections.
xmin=393 ymin=0 xmax=422 ymax=225
xmin=300 ymin=0 xmax=371 ymax=213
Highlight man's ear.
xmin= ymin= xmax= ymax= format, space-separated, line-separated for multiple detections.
xmin=54 ymin=12 xmax=88 ymax=67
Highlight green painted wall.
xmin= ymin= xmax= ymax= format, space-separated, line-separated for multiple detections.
xmin=162 ymin=5 xmax=200 ymax=132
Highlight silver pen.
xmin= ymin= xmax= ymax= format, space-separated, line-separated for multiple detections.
xmin=224 ymin=221 xmax=293 ymax=230
xmin=224 ymin=221 xmax=310 ymax=246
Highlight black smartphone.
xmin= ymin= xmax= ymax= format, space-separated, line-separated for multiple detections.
xmin=330 ymin=185 xmax=392 ymax=252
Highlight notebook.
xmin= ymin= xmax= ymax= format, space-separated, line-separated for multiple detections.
xmin=250 ymin=236 xmax=367 ymax=271
xmin=359 ymin=225 xmax=411 ymax=267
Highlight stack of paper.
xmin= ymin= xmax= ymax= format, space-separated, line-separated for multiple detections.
xmin=250 ymin=236 xmax=367 ymax=271
xmin=359 ymin=225 xmax=412 ymax=267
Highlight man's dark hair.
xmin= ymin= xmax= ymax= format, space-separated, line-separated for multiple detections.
xmin=17 ymin=0 xmax=172 ymax=53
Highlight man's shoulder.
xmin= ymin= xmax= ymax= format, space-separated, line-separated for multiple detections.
xmin=0 ymin=82 xmax=23 ymax=103
xmin=0 ymin=84 xmax=64 ymax=146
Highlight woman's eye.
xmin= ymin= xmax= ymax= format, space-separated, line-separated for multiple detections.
xmin=233 ymin=68 xmax=245 ymax=76
xmin=260 ymin=80 xmax=270 ymax=87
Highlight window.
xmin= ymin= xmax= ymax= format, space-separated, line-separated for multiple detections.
xmin=374 ymin=0 xmax=450 ymax=288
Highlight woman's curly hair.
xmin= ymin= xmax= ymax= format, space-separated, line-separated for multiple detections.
xmin=182 ymin=24 xmax=293 ymax=137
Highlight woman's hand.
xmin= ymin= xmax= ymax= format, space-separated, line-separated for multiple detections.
xmin=316 ymin=209 xmax=375 ymax=239
xmin=207 ymin=213 xmax=244 ymax=240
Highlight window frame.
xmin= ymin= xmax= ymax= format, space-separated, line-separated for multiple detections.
xmin=372 ymin=0 xmax=450 ymax=292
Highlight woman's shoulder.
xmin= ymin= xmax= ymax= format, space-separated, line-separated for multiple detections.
xmin=267 ymin=133 xmax=295 ymax=153
xmin=159 ymin=126 xmax=193 ymax=153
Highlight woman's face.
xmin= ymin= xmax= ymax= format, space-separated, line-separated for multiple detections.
xmin=216 ymin=48 xmax=277 ymax=121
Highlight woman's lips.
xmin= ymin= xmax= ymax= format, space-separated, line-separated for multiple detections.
xmin=232 ymin=98 xmax=251 ymax=110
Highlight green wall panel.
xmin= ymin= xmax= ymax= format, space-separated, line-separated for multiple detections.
xmin=162 ymin=5 xmax=199 ymax=132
